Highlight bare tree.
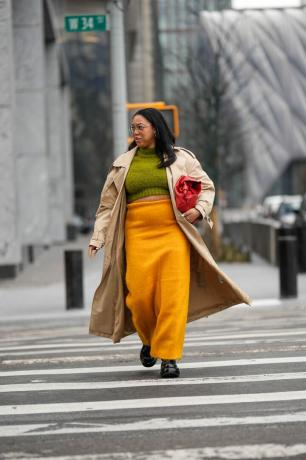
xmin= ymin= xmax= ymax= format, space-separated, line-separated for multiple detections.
xmin=165 ymin=15 xmax=257 ymax=257
xmin=178 ymin=24 xmax=251 ymax=206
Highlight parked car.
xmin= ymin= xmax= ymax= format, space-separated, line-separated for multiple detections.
xmin=261 ymin=194 xmax=302 ymax=226
xmin=261 ymin=195 xmax=285 ymax=218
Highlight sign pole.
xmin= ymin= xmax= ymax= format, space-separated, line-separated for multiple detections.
xmin=109 ymin=0 xmax=128 ymax=158
xmin=65 ymin=4 xmax=128 ymax=158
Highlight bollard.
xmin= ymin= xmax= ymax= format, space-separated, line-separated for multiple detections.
xmin=66 ymin=223 xmax=77 ymax=241
xmin=297 ymin=224 xmax=306 ymax=273
xmin=28 ymin=246 xmax=34 ymax=264
xmin=277 ymin=227 xmax=298 ymax=298
xmin=64 ymin=250 xmax=84 ymax=309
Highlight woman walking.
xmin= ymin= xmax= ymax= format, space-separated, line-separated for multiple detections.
xmin=88 ymin=108 xmax=251 ymax=378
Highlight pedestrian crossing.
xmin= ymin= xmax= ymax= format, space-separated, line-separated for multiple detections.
xmin=2 ymin=444 xmax=306 ymax=460
xmin=1 ymin=323 xmax=306 ymax=459
xmin=1 ymin=371 xmax=306 ymax=392
xmin=2 ymin=412 xmax=306 ymax=436
xmin=3 ymin=390 xmax=306 ymax=416
xmin=1 ymin=330 xmax=306 ymax=356
xmin=3 ymin=356 xmax=306 ymax=377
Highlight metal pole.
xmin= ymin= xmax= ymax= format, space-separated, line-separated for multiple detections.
xmin=277 ymin=227 xmax=298 ymax=298
xmin=64 ymin=250 xmax=84 ymax=309
xmin=297 ymin=224 xmax=306 ymax=273
xmin=110 ymin=0 xmax=128 ymax=158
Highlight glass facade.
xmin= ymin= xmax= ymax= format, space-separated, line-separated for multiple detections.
xmin=198 ymin=8 xmax=306 ymax=206
xmin=153 ymin=0 xmax=233 ymax=204
xmin=155 ymin=0 xmax=231 ymax=102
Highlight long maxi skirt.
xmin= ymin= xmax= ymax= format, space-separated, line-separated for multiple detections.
xmin=124 ymin=198 xmax=191 ymax=360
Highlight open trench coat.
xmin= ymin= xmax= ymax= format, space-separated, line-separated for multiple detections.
xmin=89 ymin=146 xmax=252 ymax=342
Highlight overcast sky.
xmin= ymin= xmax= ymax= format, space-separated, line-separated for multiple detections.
xmin=233 ymin=0 xmax=301 ymax=8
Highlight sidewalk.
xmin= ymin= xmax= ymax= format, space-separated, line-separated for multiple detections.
xmin=220 ymin=253 xmax=306 ymax=305
xmin=0 ymin=236 xmax=101 ymax=320
xmin=0 ymin=235 xmax=305 ymax=321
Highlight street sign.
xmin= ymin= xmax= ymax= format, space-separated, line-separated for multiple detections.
xmin=65 ymin=15 xmax=108 ymax=32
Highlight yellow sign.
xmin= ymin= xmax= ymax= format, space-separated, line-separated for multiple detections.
xmin=127 ymin=101 xmax=180 ymax=144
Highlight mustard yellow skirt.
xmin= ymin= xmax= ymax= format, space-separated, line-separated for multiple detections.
xmin=124 ymin=198 xmax=190 ymax=360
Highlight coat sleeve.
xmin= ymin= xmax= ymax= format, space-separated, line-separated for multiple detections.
xmin=89 ymin=168 xmax=118 ymax=249
xmin=187 ymin=156 xmax=215 ymax=229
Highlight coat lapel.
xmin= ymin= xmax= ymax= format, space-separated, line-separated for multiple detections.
xmin=112 ymin=147 xmax=137 ymax=192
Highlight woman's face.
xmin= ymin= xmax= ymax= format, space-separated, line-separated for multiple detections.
xmin=131 ymin=115 xmax=156 ymax=148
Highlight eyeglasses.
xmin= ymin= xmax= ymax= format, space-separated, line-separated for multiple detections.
xmin=129 ymin=123 xmax=151 ymax=134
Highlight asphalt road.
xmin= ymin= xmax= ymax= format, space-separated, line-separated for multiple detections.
xmin=1 ymin=301 xmax=306 ymax=460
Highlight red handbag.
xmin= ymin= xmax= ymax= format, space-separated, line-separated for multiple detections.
xmin=175 ymin=175 xmax=201 ymax=213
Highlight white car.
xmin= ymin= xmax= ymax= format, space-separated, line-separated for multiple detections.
xmin=262 ymin=195 xmax=302 ymax=226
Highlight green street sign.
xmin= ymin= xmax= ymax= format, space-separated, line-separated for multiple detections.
xmin=65 ymin=15 xmax=108 ymax=32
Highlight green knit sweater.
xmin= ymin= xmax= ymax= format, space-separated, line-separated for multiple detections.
xmin=125 ymin=147 xmax=170 ymax=202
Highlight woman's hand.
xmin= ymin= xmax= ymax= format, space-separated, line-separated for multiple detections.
xmin=183 ymin=208 xmax=201 ymax=224
xmin=88 ymin=245 xmax=99 ymax=257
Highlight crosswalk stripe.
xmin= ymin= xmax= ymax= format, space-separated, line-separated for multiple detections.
xmin=8 ymin=444 xmax=306 ymax=459
xmin=2 ymin=413 xmax=306 ymax=437
xmin=0 ymin=345 xmax=137 ymax=357
xmin=2 ymin=356 xmax=306 ymax=377
xmin=3 ymin=336 xmax=305 ymax=357
xmin=1 ymin=329 xmax=305 ymax=352
xmin=1 ymin=372 xmax=306 ymax=393
xmin=1 ymin=390 xmax=306 ymax=415
xmin=0 ymin=327 xmax=236 ymax=344
xmin=3 ymin=444 xmax=306 ymax=460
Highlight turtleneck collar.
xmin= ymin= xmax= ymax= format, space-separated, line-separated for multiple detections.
xmin=137 ymin=147 xmax=157 ymax=157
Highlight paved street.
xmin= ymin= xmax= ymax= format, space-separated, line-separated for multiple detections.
xmin=1 ymin=298 xmax=306 ymax=460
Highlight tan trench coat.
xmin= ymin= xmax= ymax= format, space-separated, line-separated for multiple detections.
xmin=89 ymin=146 xmax=252 ymax=342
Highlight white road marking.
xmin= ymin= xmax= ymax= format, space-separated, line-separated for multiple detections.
xmin=27 ymin=444 xmax=306 ymax=459
xmin=0 ymin=345 xmax=140 ymax=356
xmin=1 ymin=413 xmax=306 ymax=438
xmin=2 ymin=356 xmax=306 ymax=377
xmin=0 ymin=326 xmax=237 ymax=344
xmin=1 ymin=329 xmax=305 ymax=352
xmin=11 ymin=444 xmax=306 ymax=460
xmin=3 ymin=336 xmax=306 ymax=357
xmin=2 ymin=444 xmax=306 ymax=459
xmin=1 ymin=372 xmax=306 ymax=393
xmin=2 ymin=339 xmax=306 ymax=357
xmin=1 ymin=355 xmax=139 ymax=365
xmin=1 ymin=390 xmax=306 ymax=415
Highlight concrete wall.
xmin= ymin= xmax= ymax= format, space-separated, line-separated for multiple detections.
xmin=0 ymin=0 xmax=73 ymax=278
xmin=46 ymin=44 xmax=74 ymax=239
xmin=126 ymin=0 xmax=155 ymax=102
xmin=61 ymin=84 xmax=74 ymax=223
xmin=0 ymin=0 xmax=21 ymax=277
xmin=13 ymin=0 xmax=50 ymax=246
xmin=46 ymin=43 xmax=66 ymax=242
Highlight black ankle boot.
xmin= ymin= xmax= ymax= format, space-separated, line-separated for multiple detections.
xmin=160 ymin=359 xmax=180 ymax=378
xmin=140 ymin=345 xmax=157 ymax=368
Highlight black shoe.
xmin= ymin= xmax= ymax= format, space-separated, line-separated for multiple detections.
xmin=160 ymin=359 xmax=180 ymax=378
xmin=140 ymin=345 xmax=157 ymax=368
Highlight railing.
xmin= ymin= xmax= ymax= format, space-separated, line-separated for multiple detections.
xmin=223 ymin=215 xmax=306 ymax=272
xmin=223 ymin=217 xmax=280 ymax=265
